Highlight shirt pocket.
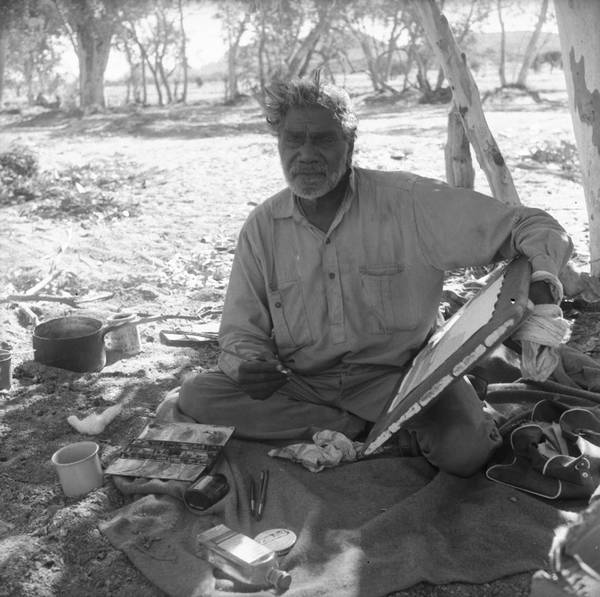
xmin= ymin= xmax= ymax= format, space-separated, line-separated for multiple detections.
xmin=359 ymin=263 xmax=419 ymax=334
xmin=267 ymin=280 xmax=313 ymax=349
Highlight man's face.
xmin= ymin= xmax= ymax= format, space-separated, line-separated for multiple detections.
xmin=278 ymin=105 xmax=351 ymax=200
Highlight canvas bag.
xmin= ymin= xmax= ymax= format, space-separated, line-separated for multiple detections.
xmin=486 ymin=398 xmax=600 ymax=499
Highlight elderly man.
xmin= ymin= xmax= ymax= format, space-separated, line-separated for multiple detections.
xmin=176 ymin=75 xmax=572 ymax=476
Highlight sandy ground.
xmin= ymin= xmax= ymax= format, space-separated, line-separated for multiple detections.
xmin=1 ymin=71 xmax=598 ymax=596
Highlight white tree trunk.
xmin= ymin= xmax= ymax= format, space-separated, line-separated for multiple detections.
xmin=555 ymin=0 xmax=600 ymax=276
xmin=0 ymin=22 xmax=7 ymax=105
xmin=76 ymin=25 xmax=113 ymax=109
xmin=445 ymin=105 xmax=474 ymax=189
xmin=413 ymin=0 xmax=521 ymax=205
xmin=516 ymin=0 xmax=549 ymax=87
xmin=413 ymin=0 xmax=597 ymax=298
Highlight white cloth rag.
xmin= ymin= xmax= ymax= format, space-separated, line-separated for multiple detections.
xmin=268 ymin=429 xmax=363 ymax=472
xmin=512 ymin=303 xmax=571 ymax=382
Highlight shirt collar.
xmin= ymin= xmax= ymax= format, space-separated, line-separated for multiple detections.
xmin=271 ymin=167 xmax=357 ymax=220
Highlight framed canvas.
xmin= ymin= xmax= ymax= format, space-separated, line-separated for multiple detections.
xmin=363 ymin=257 xmax=532 ymax=456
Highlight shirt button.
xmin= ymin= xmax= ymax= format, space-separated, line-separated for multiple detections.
xmin=329 ymin=273 xmax=335 ymax=279
xmin=275 ymin=302 xmax=282 ymax=308
xmin=325 ymin=238 xmax=331 ymax=244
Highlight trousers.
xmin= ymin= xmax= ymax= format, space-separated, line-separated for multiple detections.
xmin=177 ymin=362 xmax=502 ymax=477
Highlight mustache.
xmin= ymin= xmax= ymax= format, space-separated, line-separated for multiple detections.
xmin=291 ymin=167 xmax=326 ymax=175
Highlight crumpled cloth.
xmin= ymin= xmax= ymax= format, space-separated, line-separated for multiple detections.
xmin=268 ymin=429 xmax=363 ymax=472
xmin=512 ymin=303 xmax=572 ymax=382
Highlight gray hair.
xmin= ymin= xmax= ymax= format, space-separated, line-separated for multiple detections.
xmin=263 ymin=73 xmax=358 ymax=143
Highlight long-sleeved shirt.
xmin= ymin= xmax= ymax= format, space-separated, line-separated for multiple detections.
xmin=218 ymin=167 xmax=573 ymax=379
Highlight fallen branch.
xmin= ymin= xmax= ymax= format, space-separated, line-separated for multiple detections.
xmin=135 ymin=313 xmax=208 ymax=324
xmin=24 ymin=270 xmax=62 ymax=296
xmin=1 ymin=291 xmax=114 ymax=308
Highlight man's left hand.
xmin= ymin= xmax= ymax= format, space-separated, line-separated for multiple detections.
xmin=529 ymin=280 xmax=556 ymax=305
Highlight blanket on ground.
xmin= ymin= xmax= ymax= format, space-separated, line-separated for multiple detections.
xmin=100 ymin=437 xmax=567 ymax=597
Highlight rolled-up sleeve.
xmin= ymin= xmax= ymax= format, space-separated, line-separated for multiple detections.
xmin=217 ymin=219 xmax=277 ymax=380
xmin=412 ymin=178 xmax=573 ymax=276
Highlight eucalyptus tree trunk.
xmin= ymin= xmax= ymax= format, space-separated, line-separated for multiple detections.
xmin=496 ymin=0 xmax=507 ymax=87
xmin=75 ymin=20 xmax=114 ymax=109
xmin=413 ymin=0 xmax=520 ymax=205
xmin=177 ymin=0 xmax=188 ymax=102
xmin=555 ymin=0 xmax=600 ymax=276
xmin=445 ymin=105 xmax=474 ymax=189
xmin=412 ymin=0 xmax=600 ymax=299
xmin=516 ymin=0 xmax=549 ymax=87
xmin=0 ymin=21 xmax=7 ymax=104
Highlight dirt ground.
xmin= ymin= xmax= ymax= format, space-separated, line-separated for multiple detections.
xmin=1 ymin=72 xmax=599 ymax=597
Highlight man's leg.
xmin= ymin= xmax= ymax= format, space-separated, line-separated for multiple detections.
xmin=178 ymin=369 xmax=366 ymax=441
xmin=339 ymin=366 xmax=502 ymax=476
xmin=407 ymin=376 xmax=502 ymax=477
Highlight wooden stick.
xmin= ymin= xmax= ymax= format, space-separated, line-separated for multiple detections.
xmin=135 ymin=314 xmax=206 ymax=325
xmin=1 ymin=292 xmax=114 ymax=308
xmin=24 ymin=270 xmax=62 ymax=296
xmin=2 ymin=294 xmax=79 ymax=307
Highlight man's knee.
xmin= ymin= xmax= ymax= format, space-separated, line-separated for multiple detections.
xmin=178 ymin=370 xmax=234 ymax=422
xmin=420 ymin=423 xmax=502 ymax=477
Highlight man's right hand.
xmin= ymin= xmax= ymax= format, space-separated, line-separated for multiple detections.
xmin=237 ymin=358 xmax=290 ymax=400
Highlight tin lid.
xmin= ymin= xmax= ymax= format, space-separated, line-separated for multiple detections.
xmin=254 ymin=528 xmax=297 ymax=556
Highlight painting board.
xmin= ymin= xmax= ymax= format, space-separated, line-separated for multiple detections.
xmin=363 ymin=257 xmax=532 ymax=456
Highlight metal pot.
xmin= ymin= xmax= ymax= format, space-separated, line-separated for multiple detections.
xmin=32 ymin=316 xmax=128 ymax=372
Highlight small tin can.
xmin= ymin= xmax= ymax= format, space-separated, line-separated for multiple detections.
xmin=106 ymin=312 xmax=141 ymax=355
xmin=254 ymin=528 xmax=297 ymax=556
xmin=185 ymin=474 xmax=229 ymax=511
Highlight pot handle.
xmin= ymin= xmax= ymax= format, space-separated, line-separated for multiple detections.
xmin=99 ymin=319 xmax=133 ymax=338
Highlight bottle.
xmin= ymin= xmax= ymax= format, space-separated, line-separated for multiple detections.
xmin=198 ymin=524 xmax=292 ymax=591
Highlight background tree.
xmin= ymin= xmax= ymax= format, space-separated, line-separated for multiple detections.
xmin=119 ymin=0 xmax=185 ymax=106
xmin=406 ymin=0 xmax=491 ymax=103
xmin=247 ymin=0 xmax=338 ymax=103
xmin=0 ymin=0 xmax=28 ymax=104
xmin=7 ymin=0 xmax=63 ymax=105
xmin=218 ymin=0 xmax=252 ymax=103
xmin=496 ymin=0 xmax=507 ymax=86
xmin=340 ymin=0 xmax=408 ymax=95
xmin=114 ymin=22 xmax=146 ymax=104
xmin=493 ymin=0 xmax=553 ymax=92
xmin=176 ymin=0 xmax=188 ymax=102
xmin=52 ymin=0 xmax=123 ymax=109
xmin=515 ymin=0 xmax=550 ymax=87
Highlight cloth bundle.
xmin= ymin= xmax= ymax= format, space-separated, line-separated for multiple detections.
xmin=512 ymin=303 xmax=572 ymax=382
xmin=268 ymin=429 xmax=362 ymax=472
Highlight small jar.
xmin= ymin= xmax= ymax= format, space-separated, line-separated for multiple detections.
xmin=198 ymin=524 xmax=292 ymax=591
xmin=105 ymin=312 xmax=141 ymax=355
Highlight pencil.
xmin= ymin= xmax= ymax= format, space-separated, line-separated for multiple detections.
xmin=256 ymin=469 xmax=269 ymax=521
xmin=250 ymin=478 xmax=257 ymax=518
